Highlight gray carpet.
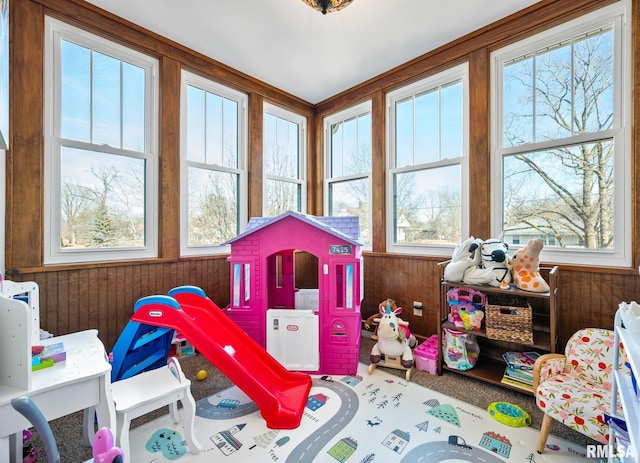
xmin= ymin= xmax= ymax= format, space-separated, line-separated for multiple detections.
xmin=27 ymin=331 xmax=595 ymax=462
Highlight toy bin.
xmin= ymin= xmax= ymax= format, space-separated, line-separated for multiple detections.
xmin=414 ymin=335 xmax=438 ymax=375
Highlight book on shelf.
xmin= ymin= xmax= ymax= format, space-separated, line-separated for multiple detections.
xmin=35 ymin=342 xmax=66 ymax=363
xmin=500 ymin=374 xmax=534 ymax=392
xmin=503 ymin=366 xmax=533 ymax=385
xmin=502 ymin=351 xmax=540 ymax=370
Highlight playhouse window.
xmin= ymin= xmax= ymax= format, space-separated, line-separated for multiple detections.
xmin=335 ymin=264 xmax=354 ymax=309
xmin=232 ymin=263 xmax=250 ymax=307
xmin=275 ymin=255 xmax=283 ymax=288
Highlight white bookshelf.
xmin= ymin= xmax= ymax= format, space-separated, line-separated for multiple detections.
xmin=610 ymin=309 xmax=639 ymax=463
xmin=0 ymin=296 xmax=32 ymax=398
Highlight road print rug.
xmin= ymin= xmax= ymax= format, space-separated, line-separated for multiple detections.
xmin=128 ymin=362 xmax=588 ymax=463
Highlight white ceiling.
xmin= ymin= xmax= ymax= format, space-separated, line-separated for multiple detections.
xmin=84 ymin=0 xmax=541 ymax=104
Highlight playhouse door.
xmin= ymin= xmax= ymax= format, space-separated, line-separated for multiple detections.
xmin=268 ymin=251 xmax=295 ymax=308
xmin=266 ymin=309 xmax=319 ymax=371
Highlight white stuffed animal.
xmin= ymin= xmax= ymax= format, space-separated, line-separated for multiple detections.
xmin=444 ymin=236 xmax=483 ymax=283
xmin=480 ymin=237 xmax=512 ymax=288
xmin=370 ymin=302 xmax=415 ymax=368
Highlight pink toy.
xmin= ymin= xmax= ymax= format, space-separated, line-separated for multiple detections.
xmin=414 ymin=335 xmax=439 ymax=375
xmin=132 ymin=286 xmax=312 ymax=430
xmin=446 ymin=287 xmax=485 ymax=330
xmin=92 ymin=427 xmax=125 ymax=463
xmin=223 ymin=211 xmax=363 ymax=375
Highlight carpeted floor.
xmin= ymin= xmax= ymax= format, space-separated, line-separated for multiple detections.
xmin=29 ymin=331 xmax=596 ymax=462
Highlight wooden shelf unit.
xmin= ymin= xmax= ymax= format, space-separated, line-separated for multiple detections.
xmin=437 ymin=264 xmax=559 ymax=395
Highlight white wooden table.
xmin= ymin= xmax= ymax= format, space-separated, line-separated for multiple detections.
xmin=0 ymin=329 xmax=115 ymax=462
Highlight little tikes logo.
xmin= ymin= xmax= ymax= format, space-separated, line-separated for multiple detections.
xmin=286 ymin=325 xmax=299 ymax=331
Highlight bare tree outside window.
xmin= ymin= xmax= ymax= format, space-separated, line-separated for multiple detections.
xmin=60 ymin=151 xmax=146 ymax=248
xmin=389 ymin=71 xmax=466 ymax=249
xmin=184 ymin=80 xmax=243 ymax=248
xmin=264 ymin=108 xmax=305 ymax=216
xmin=501 ymin=27 xmax=615 ymax=250
xmin=327 ymin=109 xmax=371 ymax=243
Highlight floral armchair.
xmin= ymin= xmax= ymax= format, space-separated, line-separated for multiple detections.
xmin=533 ymin=328 xmax=628 ymax=453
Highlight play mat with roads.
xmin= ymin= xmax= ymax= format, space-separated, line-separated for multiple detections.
xmin=127 ymin=362 xmax=589 ymax=463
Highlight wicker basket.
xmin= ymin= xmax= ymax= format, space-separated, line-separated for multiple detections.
xmin=485 ymin=294 xmax=533 ymax=344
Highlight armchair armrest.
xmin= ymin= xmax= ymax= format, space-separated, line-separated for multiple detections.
xmin=532 ymin=353 xmax=566 ymax=391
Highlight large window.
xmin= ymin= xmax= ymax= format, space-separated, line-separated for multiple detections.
xmin=386 ymin=63 xmax=469 ymax=256
xmin=324 ymin=101 xmax=371 ymax=247
xmin=491 ymin=0 xmax=631 ymax=267
xmin=263 ymin=103 xmax=306 ymax=216
xmin=180 ymin=71 xmax=247 ymax=255
xmin=44 ymin=17 xmax=159 ymax=264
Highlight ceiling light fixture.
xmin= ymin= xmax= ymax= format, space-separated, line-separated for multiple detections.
xmin=302 ymin=0 xmax=354 ymax=15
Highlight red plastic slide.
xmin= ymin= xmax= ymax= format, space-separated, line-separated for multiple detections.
xmin=130 ymin=286 xmax=312 ymax=430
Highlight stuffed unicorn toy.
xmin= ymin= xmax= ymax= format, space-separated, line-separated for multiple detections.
xmin=480 ymin=237 xmax=512 ymax=288
xmin=370 ymin=301 xmax=416 ymax=368
xmin=511 ymin=239 xmax=550 ymax=292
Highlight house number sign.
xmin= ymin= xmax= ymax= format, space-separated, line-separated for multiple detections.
xmin=329 ymin=245 xmax=352 ymax=255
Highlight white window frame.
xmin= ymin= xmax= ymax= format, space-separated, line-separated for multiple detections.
xmin=179 ymin=70 xmax=248 ymax=256
xmin=263 ymin=102 xmax=307 ymax=215
xmin=386 ymin=63 xmax=470 ymax=256
xmin=43 ymin=17 xmax=159 ymax=264
xmin=323 ymin=100 xmax=372 ymax=250
xmin=490 ymin=0 xmax=631 ymax=267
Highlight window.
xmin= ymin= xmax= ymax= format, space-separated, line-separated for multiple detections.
xmin=386 ymin=63 xmax=469 ymax=256
xmin=263 ymin=103 xmax=306 ymax=216
xmin=44 ymin=17 xmax=159 ymax=264
xmin=491 ymin=0 xmax=631 ymax=267
xmin=324 ymin=102 xmax=372 ymax=247
xmin=231 ymin=262 xmax=251 ymax=307
xmin=180 ymin=71 xmax=247 ymax=255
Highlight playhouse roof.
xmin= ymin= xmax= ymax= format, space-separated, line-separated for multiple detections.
xmin=223 ymin=211 xmax=362 ymax=246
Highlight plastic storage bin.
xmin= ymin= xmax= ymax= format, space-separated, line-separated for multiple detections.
xmin=414 ymin=335 xmax=438 ymax=375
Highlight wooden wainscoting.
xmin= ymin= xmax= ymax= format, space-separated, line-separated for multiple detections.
xmin=361 ymin=254 xmax=640 ymax=350
xmin=361 ymin=253 xmax=444 ymax=341
xmin=11 ymin=257 xmax=230 ymax=351
xmin=8 ymin=255 xmax=640 ymax=354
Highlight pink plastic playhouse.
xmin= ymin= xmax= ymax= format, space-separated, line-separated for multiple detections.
xmin=224 ymin=211 xmax=363 ymax=375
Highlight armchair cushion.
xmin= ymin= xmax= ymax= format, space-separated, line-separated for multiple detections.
xmin=535 ymin=328 xmax=626 ymax=445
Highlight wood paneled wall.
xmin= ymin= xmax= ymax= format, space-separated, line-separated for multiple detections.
xmin=5 ymin=0 xmax=640 ymax=355
xmin=16 ymin=258 xmax=230 ymax=351
xmin=360 ymin=256 xmax=640 ymax=349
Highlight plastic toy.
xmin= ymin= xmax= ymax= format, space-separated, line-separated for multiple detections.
xmin=22 ymin=429 xmax=37 ymax=463
xmin=196 ymin=369 xmax=208 ymax=381
xmin=11 ymin=396 xmax=124 ymax=463
xmin=487 ymin=401 xmax=531 ymax=427
xmin=131 ymin=285 xmax=312 ymax=429
xmin=446 ymin=287 xmax=485 ymax=330
xmin=368 ymin=301 xmax=416 ymax=381
xmin=223 ymin=211 xmax=363 ymax=375
xmin=414 ymin=335 xmax=438 ymax=375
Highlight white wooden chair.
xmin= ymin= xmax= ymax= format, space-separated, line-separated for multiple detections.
xmin=110 ymin=357 xmax=201 ymax=463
